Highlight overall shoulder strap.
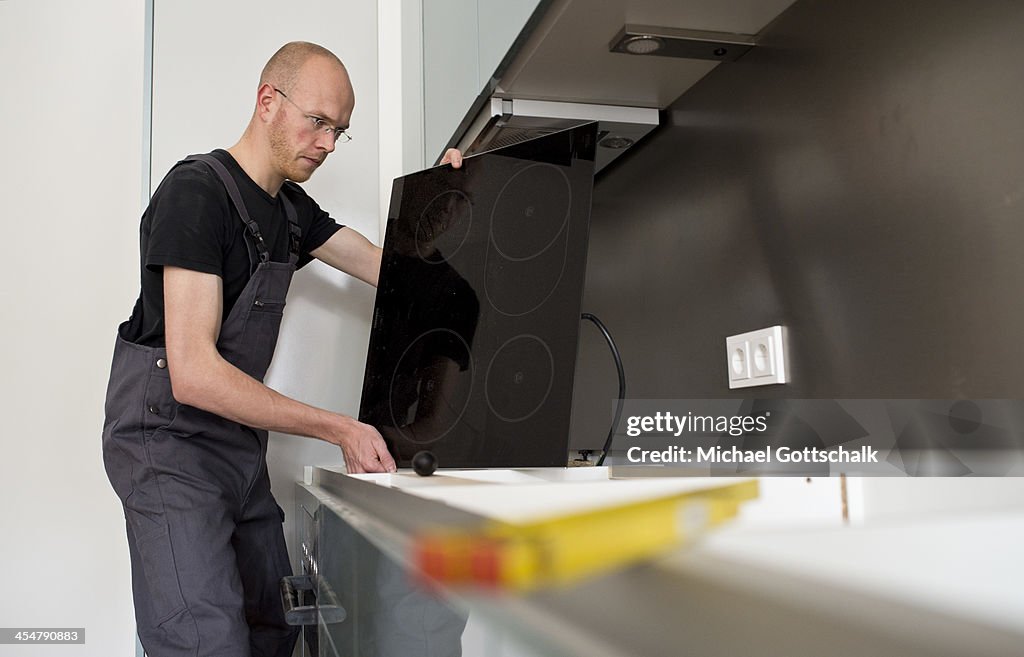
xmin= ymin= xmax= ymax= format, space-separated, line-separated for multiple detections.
xmin=278 ymin=185 xmax=303 ymax=266
xmin=185 ymin=153 xmax=270 ymax=267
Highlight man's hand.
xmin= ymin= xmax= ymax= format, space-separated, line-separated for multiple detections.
xmin=330 ymin=417 xmax=398 ymax=474
xmin=439 ymin=148 xmax=464 ymax=168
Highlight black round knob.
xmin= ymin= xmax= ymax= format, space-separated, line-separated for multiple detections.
xmin=412 ymin=451 xmax=438 ymax=477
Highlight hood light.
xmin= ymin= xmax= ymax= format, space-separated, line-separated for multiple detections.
xmin=622 ymin=35 xmax=663 ymax=55
xmin=610 ymin=25 xmax=756 ymax=62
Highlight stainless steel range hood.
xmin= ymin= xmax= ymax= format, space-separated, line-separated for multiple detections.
xmin=458 ymin=98 xmax=660 ymax=174
xmin=443 ymin=0 xmax=798 ymax=173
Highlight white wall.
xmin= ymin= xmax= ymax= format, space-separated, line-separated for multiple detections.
xmin=379 ymin=0 xmax=418 ymax=230
xmin=0 ymin=1 xmax=146 ymax=655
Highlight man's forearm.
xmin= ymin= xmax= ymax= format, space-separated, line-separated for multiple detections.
xmin=171 ymin=352 xmax=394 ymax=473
xmin=170 ymin=348 xmax=352 ymax=445
xmin=161 ymin=266 xmax=395 ymax=473
xmin=310 ymin=227 xmax=383 ymax=287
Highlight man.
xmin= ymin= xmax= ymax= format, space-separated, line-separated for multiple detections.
xmin=102 ymin=41 xmax=462 ymax=657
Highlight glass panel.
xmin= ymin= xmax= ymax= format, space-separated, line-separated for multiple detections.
xmin=361 ymin=124 xmax=598 ymax=469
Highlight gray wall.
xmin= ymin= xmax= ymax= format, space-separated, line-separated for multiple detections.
xmin=570 ymin=0 xmax=1024 ymax=450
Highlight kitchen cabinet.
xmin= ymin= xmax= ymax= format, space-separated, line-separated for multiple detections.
xmin=420 ymin=0 xmax=542 ymax=165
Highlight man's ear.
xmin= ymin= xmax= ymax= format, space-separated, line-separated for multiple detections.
xmin=255 ymin=83 xmax=277 ymax=122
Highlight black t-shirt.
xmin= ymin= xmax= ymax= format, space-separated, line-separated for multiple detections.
xmin=121 ymin=149 xmax=344 ymax=347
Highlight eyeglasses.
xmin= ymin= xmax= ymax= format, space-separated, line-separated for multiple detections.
xmin=273 ymin=87 xmax=352 ymax=144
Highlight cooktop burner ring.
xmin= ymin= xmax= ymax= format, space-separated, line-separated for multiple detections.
xmin=489 ymin=163 xmax=571 ymax=263
xmin=484 ymin=334 xmax=555 ymax=423
xmin=388 ymin=328 xmax=475 ymax=444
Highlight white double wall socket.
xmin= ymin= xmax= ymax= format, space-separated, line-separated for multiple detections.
xmin=726 ymin=326 xmax=787 ymax=389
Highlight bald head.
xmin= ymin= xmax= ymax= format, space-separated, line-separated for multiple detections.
xmin=260 ymin=41 xmax=346 ymax=91
xmin=231 ymin=42 xmax=354 ymax=193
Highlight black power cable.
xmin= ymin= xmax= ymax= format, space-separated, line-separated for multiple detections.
xmin=580 ymin=313 xmax=625 ymax=467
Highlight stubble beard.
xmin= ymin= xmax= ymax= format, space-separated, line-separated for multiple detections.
xmin=269 ymin=113 xmax=314 ymax=183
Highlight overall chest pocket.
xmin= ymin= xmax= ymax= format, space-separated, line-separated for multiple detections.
xmin=239 ymin=297 xmax=288 ymax=380
xmin=250 ymin=298 xmax=286 ymax=314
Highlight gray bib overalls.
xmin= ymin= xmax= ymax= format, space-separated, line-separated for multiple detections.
xmin=102 ymin=155 xmax=301 ymax=657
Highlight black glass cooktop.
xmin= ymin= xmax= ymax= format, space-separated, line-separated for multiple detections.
xmin=359 ymin=123 xmax=598 ymax=468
